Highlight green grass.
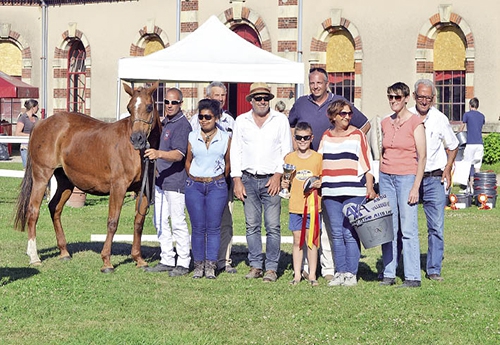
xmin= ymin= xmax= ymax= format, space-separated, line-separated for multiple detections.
xmin=0 ymin=161 xmax=499 ymax=344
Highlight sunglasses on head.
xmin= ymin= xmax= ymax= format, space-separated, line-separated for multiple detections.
xmin=198 ymin=114 xmax=214 ymax=121
xmin=164 ymin=99 xmax=182 ymax=105
xmin=295 ymin=134 xmax=312 ymax=141
xmin=253 ymin=95 xmax=271 ymax=102
xmin=387 ymin=94 xmax=404 ymax=101
xmin=338 ymin=111 xmax=353 ymax=118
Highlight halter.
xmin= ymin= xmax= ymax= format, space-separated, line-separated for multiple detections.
xmin=130 ymin=93 xmax=156 ymax=137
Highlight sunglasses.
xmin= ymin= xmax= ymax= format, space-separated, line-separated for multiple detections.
xmin=387 ymin=94 xmax=404 ymax=101
xmin=198 ymin=114 xmax=214 ymax=121
xmin=338 ymin=111 xmax=353 ymax=118
xmin=253 ymin=96 xmax=271 ymax=102
xmin=164 ymin=99 xmax=182 ymax=105
xmin=295 ymin=134 xmax=312 ymax=141
xmin=415 ymin=94 xmax=434 ymax=102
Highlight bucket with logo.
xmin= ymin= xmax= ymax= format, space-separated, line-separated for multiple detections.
xmin=343 ymin=195 xmax=394 ymax=249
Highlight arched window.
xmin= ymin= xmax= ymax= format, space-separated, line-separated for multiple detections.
xmin=67 ymin=40 xmax=86 ymax=113
xmin=326 ymin=30 xmax=355 ymax=102
xmin=433 ymin=25 xmax=466 ymax=122
xmin=144 ymin=36 xmax=166 ymax=116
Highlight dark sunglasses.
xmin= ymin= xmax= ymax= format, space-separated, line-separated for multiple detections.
xmin=164 ymin=99 xmax=182 ymax=105
xmin=295 ymin=134 xmax=312 ymax=141
xmin=253 ymin=96 xmax=271 ymax=102
xmin=198 ymin=114 xmax=214 ymax=121
xmin=338 ymin=111 xmax=353 ymax=118
xmin=387 ymin=94 xmax=404 ymax=101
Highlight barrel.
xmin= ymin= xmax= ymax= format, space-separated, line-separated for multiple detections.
xmin=473 ymin=171 xmax=497 ymax=208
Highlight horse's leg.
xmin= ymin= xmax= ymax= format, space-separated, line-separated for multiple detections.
xmin=48 ymin=168 xmax=74 ymax=260
xmin=100 ymin=187 xmax=127 ymax=273
xmin=131 ymin=193 xmax=149 ymax=269
xmin=27 ymin=169 xmax=55 ymax=265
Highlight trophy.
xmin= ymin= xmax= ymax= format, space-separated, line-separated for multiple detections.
xmin=279 ymin=163 xmax=296 ymax=199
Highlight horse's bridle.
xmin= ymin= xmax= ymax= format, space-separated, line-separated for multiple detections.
xmin=131 ymin=96 xmax=156 ymax=137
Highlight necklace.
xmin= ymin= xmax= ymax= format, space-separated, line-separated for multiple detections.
xmin=203 ymin=128 xmax=217 ymax=143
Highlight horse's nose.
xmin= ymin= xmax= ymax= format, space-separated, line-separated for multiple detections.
xmin=130 ymin=131 xmax=147 ymax=150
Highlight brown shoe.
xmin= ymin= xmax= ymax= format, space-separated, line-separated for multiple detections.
xmin=323 ymin=274 xmax=334 ymax=282
xmin=245 ymin=267 xmax=263 ymax=279
xmin=262 ymin=270 xmax=277 ymax=283
xmin=427 ymin=273 xmax=444 ymax=282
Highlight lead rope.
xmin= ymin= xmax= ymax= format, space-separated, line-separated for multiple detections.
xmin=136 ymin=146 xmax=156 ymax=217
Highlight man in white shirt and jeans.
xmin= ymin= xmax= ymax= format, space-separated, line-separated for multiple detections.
xmin=231 ymin=82 xmax=293 ymax=283
xmin=409 ymin=79 xmax=459 ymax=282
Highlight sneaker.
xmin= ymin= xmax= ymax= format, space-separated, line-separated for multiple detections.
xmin=323 ymin=274 xmax=334 ymax=282
xmin=328 ymin=272 xmax=344 ymax=286
xmin=397 ymin=280 xmax=421 ymax=288
xmin=379 ymin=277 xmax=396 ymax=286
xmin=245 ymin=267 xmax=263 ymax=279
xmin=225 ymin=265 xmax=238 ymax=274
xmin=143 ymin=263 xmax=175 ymax=273
xmin=343 ymin=272 xmax=357 ymax=287
xmin=426 ymin=273 xmax=444 ymax=282
xmin=192 ymin=261 xmax=204 ymax=279
xmin=262 ymin=270 xmax=277 ymax=283
xmin=168 ymin=266 xmax=189 ymax=277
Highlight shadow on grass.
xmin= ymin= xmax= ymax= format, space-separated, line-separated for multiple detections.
xmin=0 ymin=266 xmax=40 ymax=286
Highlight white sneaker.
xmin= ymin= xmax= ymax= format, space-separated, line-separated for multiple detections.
xmin=343 ymin=272 xmax=357 ymax=286
xmin=328 ymin=272 xmax=345 ymax=286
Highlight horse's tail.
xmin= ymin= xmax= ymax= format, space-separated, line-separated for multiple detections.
xmin=14 ymin=154 xmax=33 ymax=232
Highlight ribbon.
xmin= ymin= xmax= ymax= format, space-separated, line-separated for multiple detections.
xmin=300 ymin=189 xmax=320 ymax=249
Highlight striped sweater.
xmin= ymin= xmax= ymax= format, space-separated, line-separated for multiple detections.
xmin=318 ymin=128 xmax=372 ymax=197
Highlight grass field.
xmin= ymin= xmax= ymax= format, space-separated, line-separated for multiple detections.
xmin=0 ymin=161 xmax=499 ymax=344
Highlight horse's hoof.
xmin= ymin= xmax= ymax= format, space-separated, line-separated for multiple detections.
xmin=100 ymin=267 xmax=115 ymax=274
xmin=59 ymin=256 xmax=72 ymax=261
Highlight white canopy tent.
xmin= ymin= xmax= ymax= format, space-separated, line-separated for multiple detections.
xmin=117 ymin=15 xmax=305 ymax=84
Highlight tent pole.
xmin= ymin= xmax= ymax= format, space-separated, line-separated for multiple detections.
xmin=41 ymin=0 xmax=48 ymax=118
xmin=296 ymin=0 xmax=304 ymax=98
xmin=116 ymin=78 xmax=121 ymax=121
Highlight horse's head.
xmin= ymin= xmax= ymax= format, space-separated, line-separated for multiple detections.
xmin=123 ymin=82 xmax=159 ymax=150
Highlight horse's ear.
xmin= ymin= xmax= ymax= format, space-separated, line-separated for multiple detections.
xmin=148 ymin=81 xmax=159 ymax=94
xmin=123 ymin=83 xmax=133 ymax=96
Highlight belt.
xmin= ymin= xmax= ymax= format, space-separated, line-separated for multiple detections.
xmin=242 ymin=170 xmax=274 ymax=179
xmin=423 ymin=169 xmax=443 ymax=178
xmin=189 ymin=174 xmax=224 ymax=183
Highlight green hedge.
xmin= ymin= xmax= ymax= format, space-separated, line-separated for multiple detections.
xmin=483 ymin=132 xmax=500 ymax=164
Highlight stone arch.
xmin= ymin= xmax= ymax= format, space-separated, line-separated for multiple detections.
xmin=130 ymin=20 xmax=170 ymax=57
xmin=52 ymin=24 xmax=92 ymax=115
xmin=218 ymin=7 xmax=272 ymax=52
xmin=415 ymin=5 xmax=475 ymax=102
xmin=0 ymin=24 xmax=35 ymax=84
xmin=309 ymin=10 xmax=363 ymax=109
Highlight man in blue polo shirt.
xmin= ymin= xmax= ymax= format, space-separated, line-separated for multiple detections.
xmin=288 ymin=67 xmax=370 ymax=282
xmin=144 ymin=87 xmax=192 ymax=277
xmin=459 ymin=97 xmax=485 ymax=175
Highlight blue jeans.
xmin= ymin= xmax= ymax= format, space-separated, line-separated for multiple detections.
xmin=185 ymin=178 xmax=228 ymax=262
xmin=420 ymin=176 xmax=446 ymax=275
xmin=242 ymin=174 xmax=281 ymax=272
xmin=323 ymin=196 xmax=363 ymax=275
xmin=379 ymin=172 xmax=421 ymax=281
xmin=21 ymin=148 xmax=28 ymax=168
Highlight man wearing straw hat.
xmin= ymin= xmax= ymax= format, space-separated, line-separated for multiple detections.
xmin=231 ymin=82 xmax=293 ymax=283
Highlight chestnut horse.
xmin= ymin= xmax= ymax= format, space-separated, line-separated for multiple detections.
xmin=14 ymin=82 xmax=161 ymax=273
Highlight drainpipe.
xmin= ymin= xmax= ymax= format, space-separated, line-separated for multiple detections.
xmin=41 ymin=0 xmax=48 ymax=118
xmin=175 ymin=0 xmax=181 ymax=88
xmin=296 ymin=0 xmax=304 ymax=98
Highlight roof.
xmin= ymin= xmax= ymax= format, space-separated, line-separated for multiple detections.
xmin=0 ymin=71 xmax=39 ymax=99
xmin=118 ymin=15 xmax=304 ymax=84
xmin=0 ymin=0 xmax=134 ymax=5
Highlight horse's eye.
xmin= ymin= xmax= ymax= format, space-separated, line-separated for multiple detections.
xmin=146 ymin=104 xmax=153 ymax=113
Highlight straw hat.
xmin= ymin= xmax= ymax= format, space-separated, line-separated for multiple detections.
xmin=245 ymin=82 xmax=275 ymax=102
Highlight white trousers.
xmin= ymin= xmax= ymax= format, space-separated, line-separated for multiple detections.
xmin=154 ymin=186 xmax=191 ymax=268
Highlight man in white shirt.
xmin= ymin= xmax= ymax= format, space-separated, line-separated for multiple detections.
xmin=190 ymin=82 xmax=237 ymax=274
xmin=409 ymin=79 xmax=459 ymax=282
xmin=231 ymin=82 xmax=293 ymax=282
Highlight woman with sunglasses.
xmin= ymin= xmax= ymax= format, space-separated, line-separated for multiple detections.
xmin=185 ymin=99 xmax=231 ymax=279
xmin=319 ymin=99 xmax=376 ymax=287
xmin=379 ymin=82 xmax=426 ymax=288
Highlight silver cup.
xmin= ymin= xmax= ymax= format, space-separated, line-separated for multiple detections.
xmin=279 ymin=163 xmax=296 ymax=199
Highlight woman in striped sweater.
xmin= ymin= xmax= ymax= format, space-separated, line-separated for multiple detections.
xmin=319 ymin=99 xmax=376 ymax=287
